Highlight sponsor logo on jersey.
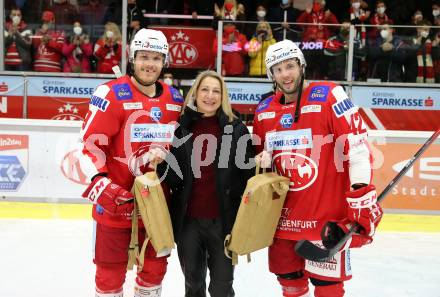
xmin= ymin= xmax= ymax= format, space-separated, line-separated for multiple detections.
xmin=123 ymin=102 xmax=143 ymax=110
xmin=332 ymin=98 xmax=356 ymax=118
xmin=258 ymin=111 xmax=275 ymax=121
xmin=131 ymin=124 xmax=175 ymax=143
xmin=272 ymin=152 xmax=318 ymax=191
xmin=280 ymin=113 xmax=294 ymax=128
xmin=301 ymin=104 xmax=321 ymax=114
xmin=308 ymin=86 xmax=329 ymax=102
xmin=266 ymin=129 xmax=313 ymax=151
xmin=96 ymin=204 xmax=104 ymax=215
xmin=166 ymin=104 xmax=182 ymax=112
xmin=256 ymin=97 xmax=272 ymax=112
xmin=150 ymin=107 xmax=162 ymax=121
xmin=90 ymin=95 xmax=109 ymax=112
xmin=170 ymin=87 xmax=184 ymax=103
xmin=112 ymin=83 xmax=132 ymax=100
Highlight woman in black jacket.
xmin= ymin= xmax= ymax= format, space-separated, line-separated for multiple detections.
xmin=158 ymin=70 xmax=254 ymax=297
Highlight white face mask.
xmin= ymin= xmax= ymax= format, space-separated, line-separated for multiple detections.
xmin=257 ymin=10 xmax=266 ymax=18
xmin=163 ymin=78 xmax=173 ymax=86
xmin=73 ymin=26 xmax=82 ymax=35
xmin=433 ymin=9 xmax=440 ymax=17
xmin=281 ymin=0 xmax=289 ymax=5
xmin=420 ymin=31 xmax=429 ymax=38
xmin=12 ymin=15 xmax=21 ymax=25
xmin=106 ymin=30 xmax=114 ymax=38
xmin=352 ymin=2 xmax=361 ymax=9
xmin=380 ymin=29 xmax=389 ymax=39
xmin=377 ymin=7 xmax=385 ymax=14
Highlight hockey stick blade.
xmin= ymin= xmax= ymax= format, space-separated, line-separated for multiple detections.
xmin=295 ymin=129 xmax=440 ymax=262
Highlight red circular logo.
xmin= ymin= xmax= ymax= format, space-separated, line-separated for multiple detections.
xmin=169 ymin=42 xmax=198 ymax=66
xmin=272 ymin=152 xmax=318 ymax=191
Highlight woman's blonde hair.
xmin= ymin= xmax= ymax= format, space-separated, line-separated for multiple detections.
xmin=102 ymin=22 xmax=122 ymax=42
xmin=256 ymin=21 xmax=273 ymax=39
xmin=183 ymin=70 xmax=237 ymax=122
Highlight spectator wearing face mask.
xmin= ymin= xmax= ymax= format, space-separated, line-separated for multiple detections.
xmin=32 ymin=10 xmax=65 ymax=72
xmin=248 ymin=21 xmax=276 ymax=77
xmin=368 ymin=22 xmax=408 ymax=82
xmin=245 ymin=4 xmax=268 ymax=39
xmin=93 ymin=22 xmax=122 ymax=74
xmin=348 ymin=0 xmax=370 ymax=45
xmin=368 ymin=0 xmax=393 ymax=45
xmin=433 ymin=2 xmax=440 ymax=24
xmin=406 ymin=19 xmax=440 ymax=83
xmin=297 ymin=0 xmax=339 ymax=42
xmin=4 ymin=7 xmax=32 ymax=71
xmin=213 ymin=23 xmax=248 ymax=76
xmin=48 ymin=0 xmax=80 ymax=26
xmin=266 ymin=0 xmax=301 ymax=41
xmin=214 ymin=0 xmax=247 ymax=32
xmin=163 ymin=72 xmax=184 ymax=95
xmin=297 ymin=0 xmax=339 ymax=79
xmin=62 ymin=21 xmax=93 ymax=73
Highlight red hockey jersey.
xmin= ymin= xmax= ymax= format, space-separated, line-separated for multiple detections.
xmin=32 ymin=29 xmax=65 ymax=72
xmin=253 ymin=81 xmax=372 ymax=241
xmin=80 ymin=75 xmax=184 ymax=228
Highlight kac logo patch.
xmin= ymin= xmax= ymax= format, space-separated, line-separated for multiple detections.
xmin=150 ymin=107 xmax=162 ymax=121
xmin=280 ymin=113 xmax=294 ymax=128
xmin=308 ymin=86 xmax=329 ymax=102
xmin=112 ymin=83 xmax=133 ymax=100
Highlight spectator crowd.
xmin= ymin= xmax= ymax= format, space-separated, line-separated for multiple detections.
xmin=3 ymin=0 xmax=440 ymax=82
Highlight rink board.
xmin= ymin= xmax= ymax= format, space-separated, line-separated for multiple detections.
xmin=0 ymin=120 xmax=439 ymax=214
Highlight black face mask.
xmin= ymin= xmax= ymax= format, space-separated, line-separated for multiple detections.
xmin=258 ymin=30 xmax=267 ymax=35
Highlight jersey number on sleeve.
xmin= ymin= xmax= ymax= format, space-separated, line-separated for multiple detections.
xmin=350 ymin=113 xmax=367 ymax=135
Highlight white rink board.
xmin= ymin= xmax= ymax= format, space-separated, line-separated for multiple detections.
xmin=0 ymin=119 xmax=84 ymax=202
xmin=0 ymin=119 xmax=437 ymax=204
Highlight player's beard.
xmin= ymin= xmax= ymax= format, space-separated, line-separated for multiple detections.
xmin=132 ymin=64 xmax=161 ymax=87
xmin=277 ymin=75 xmax=302 ymax=96
xmin=133 ymin=71 xmax=159 ymax=87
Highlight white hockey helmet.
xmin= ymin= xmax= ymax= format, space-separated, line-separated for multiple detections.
xmin=129 ymin=28 xmax=169 ymax=64
xmin=265 ymin=39 xmax=306 ymax=80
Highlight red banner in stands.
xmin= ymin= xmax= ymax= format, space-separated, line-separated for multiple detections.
xmin=150 ymin=26 xmax=216 ymax=69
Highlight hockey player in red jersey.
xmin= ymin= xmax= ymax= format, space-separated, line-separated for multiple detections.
xmin=80 ymin=28 xmax=184 ymax=297
xmin=253 ymin=40 xmax=383 ymax=297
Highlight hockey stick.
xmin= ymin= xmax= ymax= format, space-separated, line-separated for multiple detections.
xmin=295 ymin=129 xmax=440 ymax=262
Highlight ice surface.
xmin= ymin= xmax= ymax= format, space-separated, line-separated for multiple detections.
xmin=1 ymin=219 xmax=439 ymax=297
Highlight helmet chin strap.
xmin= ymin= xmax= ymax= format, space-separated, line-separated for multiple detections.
xmin=293 ymin=73 xmax=304 ymax=123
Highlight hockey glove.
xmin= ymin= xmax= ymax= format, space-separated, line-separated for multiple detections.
xmin=82 ymin=176 xmax=134 ymax=217
xmin=346 ymin=184 xmax=383 ymax=237
xmin=321 ymin=219 xmax=373 ymax=250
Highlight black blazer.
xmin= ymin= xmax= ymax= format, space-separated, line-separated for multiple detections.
xmin=158 ymin=107 xmax=255 ymax=243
